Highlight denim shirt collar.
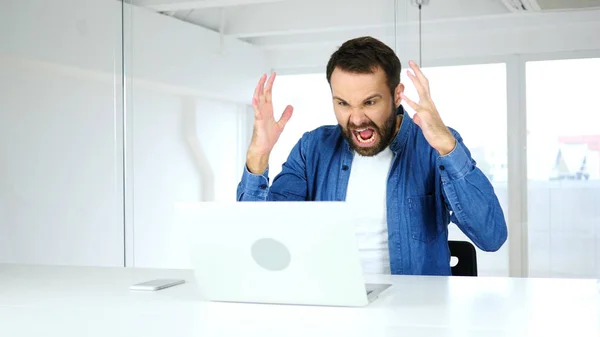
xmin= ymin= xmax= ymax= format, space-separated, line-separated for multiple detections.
xmin=389 ymin=104 xmax=413 ymax=154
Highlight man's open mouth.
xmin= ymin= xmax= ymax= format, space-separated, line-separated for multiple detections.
xmin=355 ymin=127 xmax=375 ymax=143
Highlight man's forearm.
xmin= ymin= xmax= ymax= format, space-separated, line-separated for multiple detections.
xmin=437 ymin=140 xmax=508 ymax=251
xmin=246 ymin=151 xmax=270 ymax=175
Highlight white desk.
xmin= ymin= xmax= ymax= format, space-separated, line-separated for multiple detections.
xmin=0 ymin=264 xmax=598 ymax=337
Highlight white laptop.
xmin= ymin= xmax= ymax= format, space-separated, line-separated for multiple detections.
xmin=174 ymin=201 xmax=391 ymax=307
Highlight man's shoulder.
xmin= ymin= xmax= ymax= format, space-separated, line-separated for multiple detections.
xmin=292 ymin=125 xmax=345 ymax=161
xmin=300 ymin=124 xmax=342 ymax=145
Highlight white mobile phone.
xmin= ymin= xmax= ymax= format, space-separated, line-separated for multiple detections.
xmin=129 ymin=279 xmax=185 ymax=291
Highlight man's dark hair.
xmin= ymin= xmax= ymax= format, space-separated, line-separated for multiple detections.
xmin=326 ymin=36 xmax=402 ymax=96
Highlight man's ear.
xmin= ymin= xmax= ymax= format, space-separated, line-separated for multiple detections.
xmin=394 ymin=83 xmax=405 ymax=107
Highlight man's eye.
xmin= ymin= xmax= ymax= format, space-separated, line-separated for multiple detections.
xmin=365 ymin=100 xmax=375 ymax=105
xmin=338 ymin=101 xmax=348 ymax=106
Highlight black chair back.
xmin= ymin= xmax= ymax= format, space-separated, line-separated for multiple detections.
xmin=448 ymin=240 xmax=478 ymax=276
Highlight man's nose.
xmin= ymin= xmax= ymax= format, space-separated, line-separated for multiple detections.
xmin=349 ymin=110 xmax=369 ymax=127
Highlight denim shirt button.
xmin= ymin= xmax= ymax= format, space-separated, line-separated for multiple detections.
xmin=342 ymin=165 xmax=349 ymax=171
xmin=439 ymin=165 xmax=445 ymax=171
xmin=259 ymin=184 xmax=268 ymax=189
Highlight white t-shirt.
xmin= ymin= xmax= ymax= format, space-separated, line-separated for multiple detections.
xmin=344 ymin=147 xmax=394 ymax=274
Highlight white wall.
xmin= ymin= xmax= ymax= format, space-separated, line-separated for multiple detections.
xmin=0 ymin=0 xmax=124 ymax=267
xmin=0 ymin=0 xmax=264 ymax=267
xmin=125 ymin=4 xmax=256 ymax=268
xmin=130 ymin=90 xmax=250 ymax=269
xmin=0 ymin=53 xmax=124 ymax=267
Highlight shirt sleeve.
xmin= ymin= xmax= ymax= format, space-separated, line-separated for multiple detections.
xmin=236 ymin=165 xmax=271 ymax=201
xmin=437 ymin=129 xmax=508 ymax=252
xmin=236 ymin=132 xmax=310 ymax=201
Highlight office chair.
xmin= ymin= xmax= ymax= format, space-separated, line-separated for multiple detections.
xmin=448 ymin=240 xmax=478 ymax=276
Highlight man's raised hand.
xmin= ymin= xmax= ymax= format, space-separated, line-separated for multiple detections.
xmin=400 ymin=60 xmax=456 ymax=156
xmin=246 ymin=72 xmax=294 ymax=174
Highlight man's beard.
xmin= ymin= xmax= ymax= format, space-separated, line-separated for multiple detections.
xmin=341 ymin=105 xmax=397 ymax=157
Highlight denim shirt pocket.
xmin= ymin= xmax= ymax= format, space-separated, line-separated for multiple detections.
xmin=407 ymin=194 xmax=440 ymax=243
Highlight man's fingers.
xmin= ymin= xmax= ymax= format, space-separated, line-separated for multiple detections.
xmin=277 ymin=105 xmax=294 ymax=129
xmin=407 ymin=70 xmax=429 ymax=99
xmin=252 ymin=72 xmax=281 ymax=120
xmin=254 ymin=74 xmax=267 ymax=101
xmin=252 ymin=97 xmax=263 ymax=118
xmin=401 ymin=93 xmax=419 ymax=111
xmin=412 ymin=112 xmax=422 ymax=127
xmin=409 ymin=60 xmax=430 ymax=91
xmin=265 ymin=72 xmax=276 ymax=104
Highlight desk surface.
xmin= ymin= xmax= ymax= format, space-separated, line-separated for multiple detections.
xmin=1 ymin=264 xmax=599 ymax=337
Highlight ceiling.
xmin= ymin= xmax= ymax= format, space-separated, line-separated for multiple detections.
xmin=129 ymin=0 xmax=600 ymax=50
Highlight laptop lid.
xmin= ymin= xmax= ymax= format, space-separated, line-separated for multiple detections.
xmin=174 ymin=201 xmax=370 ymax=307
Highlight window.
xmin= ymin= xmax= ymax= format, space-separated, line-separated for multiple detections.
xmin=526 ymin=57 xmax=600 ymax=278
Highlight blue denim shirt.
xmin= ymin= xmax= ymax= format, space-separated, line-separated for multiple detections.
xmin=237 ymin=107 xmax=507 ymax=276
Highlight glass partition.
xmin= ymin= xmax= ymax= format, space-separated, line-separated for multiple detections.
xmin=123 ymin=0 xmax=397 ymax=268
xmin=0 ymin=0 xmax=125 ymax=266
